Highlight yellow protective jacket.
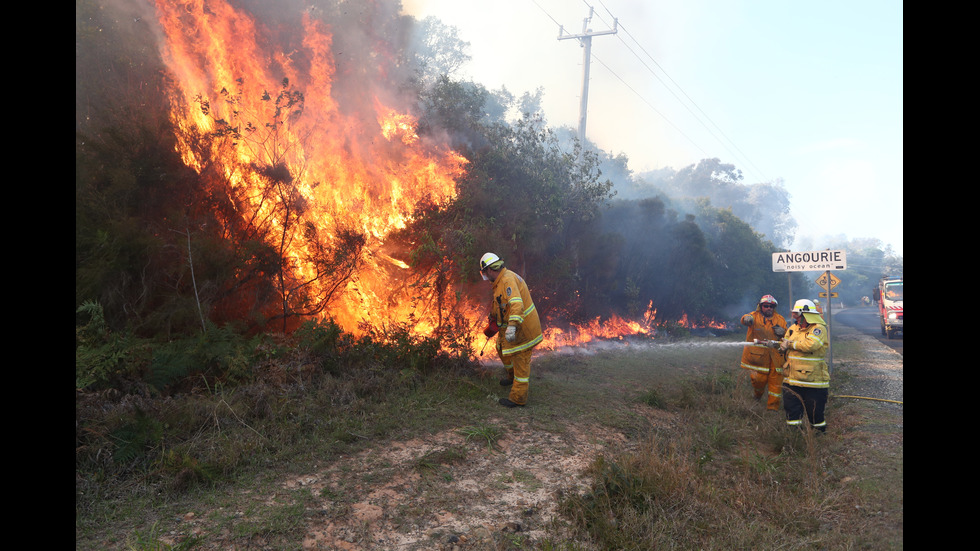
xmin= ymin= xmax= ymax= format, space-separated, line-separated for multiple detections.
xmin=491 ymin=267 xmax=543 ymax=355
xmin=782 ymin=322 xmax=830 ymax=388
xmin=740 ymin=310 xmax=787 ymax=374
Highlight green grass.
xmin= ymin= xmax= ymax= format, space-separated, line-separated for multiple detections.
xmin=457 ymin=423 xmax=503 ymax=452
xmin=76 ymin=332 xmax=902 ymax=550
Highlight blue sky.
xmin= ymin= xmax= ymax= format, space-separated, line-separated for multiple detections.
xmin=403 ymin=0 xmax=903 ymax=255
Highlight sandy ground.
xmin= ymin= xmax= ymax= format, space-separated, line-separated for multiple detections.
xmin=168 ymin=323 xmax=901 ymax=550
xmin=285 ymin=414 xmax=650 ymax=550
xmin=295 ymin=325 xmax=902 ymax=550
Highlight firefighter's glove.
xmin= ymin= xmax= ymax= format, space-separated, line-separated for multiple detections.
xmin=779 ymin=339 xmax=791 ymax=352
xmin=741 ymin=314 xmax=754 ymax=326
xmin=505 ymin=325 xmax=517 ymax=343
xmin=773 ymin=326 xmax=786 ymax=338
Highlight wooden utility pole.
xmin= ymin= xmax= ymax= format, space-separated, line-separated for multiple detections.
xmin=558 ymin=7 xmax=617 ymax=144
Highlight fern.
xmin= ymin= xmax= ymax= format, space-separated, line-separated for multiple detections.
xmin=111 ymin=408 xmax=163 ymax=466
xmin=75 ymin=299 xmax=107 ymax=341
xmin=75 ymin=336 xmax=130 ymax=389
xmin=75 ymin=300 xmax=148 ymax=389
xmin=149 ymin=322 xmax=261 ymax=390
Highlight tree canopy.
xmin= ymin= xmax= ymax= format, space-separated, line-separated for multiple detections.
xmin=77 ymin=0 xmax=897 ymax=347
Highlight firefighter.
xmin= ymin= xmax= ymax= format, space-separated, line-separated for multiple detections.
xmin=480 ymin=253 xmax=543 ymax=408
xmin=780 ymin=299 xmax=830 ymax=433
xmin=739 ymin=294 xmax=788 ymax=410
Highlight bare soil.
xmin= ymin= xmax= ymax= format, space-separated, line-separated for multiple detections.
xmin=164 ymin=323 xmax=902 ymax=550
xmin=291 ymin=419 xmax=627 ymax=550
xmin=173 ymin=405 xmax=667 ymax=550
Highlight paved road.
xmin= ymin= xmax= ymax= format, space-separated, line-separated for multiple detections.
xmin=831 ymin=305 xmax=902 ymax=356
xmin=827 ymin=305 xmax=903 ymax=406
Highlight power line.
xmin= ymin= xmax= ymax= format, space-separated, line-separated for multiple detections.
xmin=587 ymin=53 xmax=710 ymax=159
xmin=610 ymin=18 xmax=771 ymax=182
xmin=541 ymin=1 xmax=771 ymax=182
xmin=595 ymin=2 xmax=769 ymax=181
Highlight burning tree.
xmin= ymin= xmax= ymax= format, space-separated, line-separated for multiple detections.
xmin=191 ymin=80 xmax=369 ymax=332
xmin=150 ymin=0 xmax=466 ymax=335
xmin=77 ymin=0 xmax=802 ymax=351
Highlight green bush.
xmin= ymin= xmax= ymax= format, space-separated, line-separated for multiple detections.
xmin=560 ymin=454 xmax=661 ymax=548
xmin=110 ymin=407 xmax=163 ymax=467
xmin=76 ymin=300 xmax=151 ymax=390
xmin=293 ymin=317 xmax=350 ymax=375
xmin=149 ymin=323 xmax=263 ymax=391
xmin=375 ymin=324 xmax=442 ymax=376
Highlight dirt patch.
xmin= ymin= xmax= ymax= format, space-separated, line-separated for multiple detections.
xmin=151 ymin=326 xmax=902 ymax=550
xmin=287 ymin=419 xmax=620 ymax=550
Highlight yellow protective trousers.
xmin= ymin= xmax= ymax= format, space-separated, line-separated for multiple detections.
xmin=490 ymin=267 xmax=542 ymax=406
xmin=749 ymin=365 xmax=784 ymax=410
xmin=497 ymin=342 xmax=533 ymax=406
xmin=740 ymin=309 xmax=787 ymax=410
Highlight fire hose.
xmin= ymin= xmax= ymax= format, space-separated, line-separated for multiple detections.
xmin=751 ymin=340 xmax=903 ymax=405
xmin=831 ymin=395 xmax=903 ymax=405
xmin=752 ymin=339 xmax=782 ymax=349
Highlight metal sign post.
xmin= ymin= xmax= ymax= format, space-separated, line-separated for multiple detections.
xmin=815 ymin=270 xmax=841 ymax=373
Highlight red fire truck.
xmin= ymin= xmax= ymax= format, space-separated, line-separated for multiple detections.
xmin=873 ymin=276 xmax=903 ymax=339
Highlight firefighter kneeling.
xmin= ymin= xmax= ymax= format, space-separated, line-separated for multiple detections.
xmin=779 ymin=299 xmax=830 ymax=433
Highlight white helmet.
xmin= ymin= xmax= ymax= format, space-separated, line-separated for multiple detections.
xmin=791 ymin=299 xmax=817 ymax=314
xmin=479 ymin=252 xmax=503 ymax=280
xmin=759 ymin=294 xmax=778 ymax=306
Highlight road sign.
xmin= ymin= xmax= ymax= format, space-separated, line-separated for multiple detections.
xmin=818 ymin=292 xmax=839 ymax=298
xmin=772 ymin=250 xmax=847 ymax=272
xmin=816 ymin=272 xmax=841 ymax=289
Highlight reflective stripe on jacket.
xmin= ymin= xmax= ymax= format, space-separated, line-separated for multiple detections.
xmin=492 ymin=268 xmax=543 ymax=355
xmin=740 ymin=310 xmax=787 ymax=373
xmin=782 ymin=322 xmax=830 ymax=388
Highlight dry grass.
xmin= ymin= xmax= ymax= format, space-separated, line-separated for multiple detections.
xmin=76 ymin=330 xmax=902 ymax=550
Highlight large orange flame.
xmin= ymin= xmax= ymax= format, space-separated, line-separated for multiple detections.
xmin=151 ymin=1 xmax=729 ymax=349
xmin=538 ymin=302 xmax=729 ymax=351
xmin=153 ymin=0 xmax=466 ymax=334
